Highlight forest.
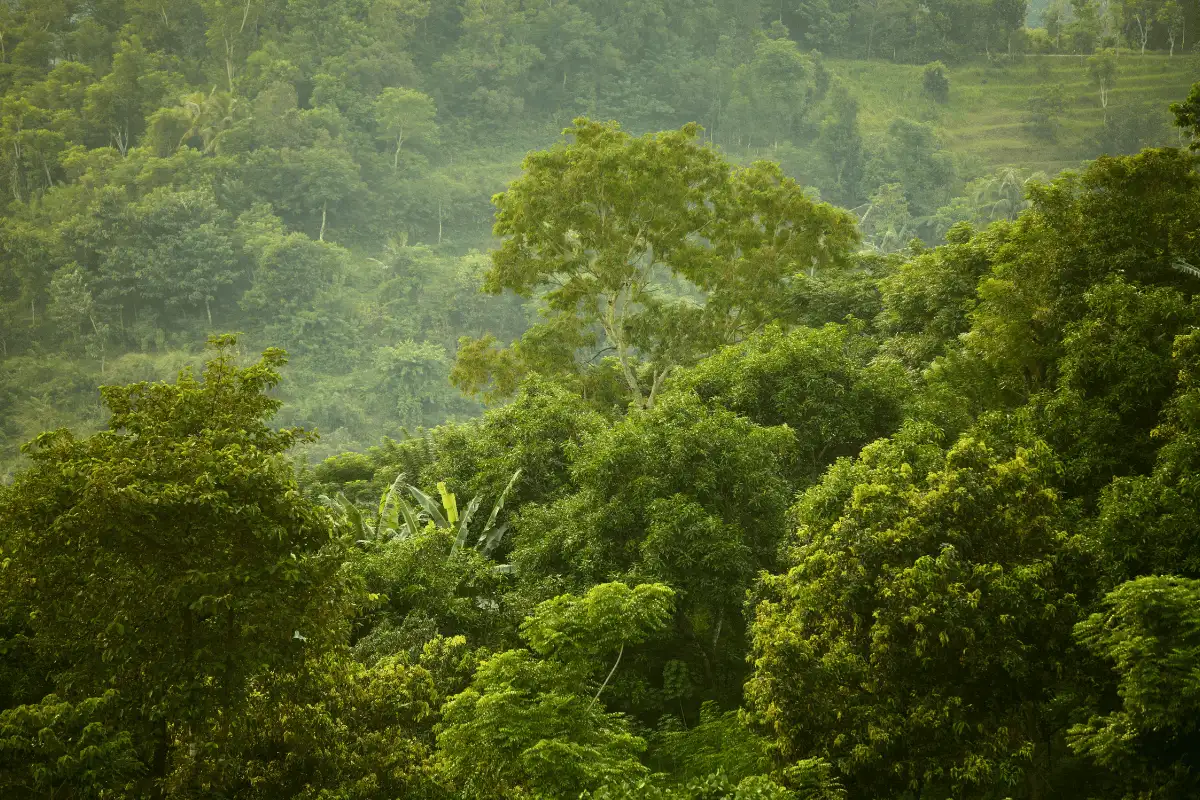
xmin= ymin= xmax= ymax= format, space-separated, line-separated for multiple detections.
xmin=3 ymin=0 xmax=1200 ymax=798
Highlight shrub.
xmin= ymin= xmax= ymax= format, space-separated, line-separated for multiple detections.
xmin=922 ymin=61 xmax=950 ymax=103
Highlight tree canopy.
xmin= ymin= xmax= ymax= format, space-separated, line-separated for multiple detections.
xmin=2 ymin=4 xmax=1200 ymax=797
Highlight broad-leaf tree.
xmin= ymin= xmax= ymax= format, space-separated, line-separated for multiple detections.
xmin=452 ymin=118 xmax=858 ymax=407
xmin=0 ymin=336 xmax=363 ymax=794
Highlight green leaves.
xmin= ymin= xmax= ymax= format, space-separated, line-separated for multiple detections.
xmin=436 ymin=582 xmax=674 ymax=800
xmin=0 ymin=336 xmax=363 ymax=784
xmin=1069 ymin=576 xmax=1200 ymax=799
xmin=521 ymin=582 xmax=676 ymax=662
xmin=1172 ymin=81 xmax=1200 ymax=149
xmin=454 ymin=118 xmax=858 ymax=407
xmin=374 ymin=87 xmax=438 ymax=169
xmin=746 ymin=428 xmax=1096 ymax=798
xmin=0 ymin=691 xmax=143 ymax=799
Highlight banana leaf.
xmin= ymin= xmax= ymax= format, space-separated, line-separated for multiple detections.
xmin=477 ymin=468 xmax=522 ymax=551
xmin=451 ymin=495 xmax=483 ymax=555
xmin=407 ymin=485 xmax=449 ymax=529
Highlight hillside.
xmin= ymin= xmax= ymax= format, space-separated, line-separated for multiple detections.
xmin=3 ymin=85 xmax=1200 ymax=800
xmin=835 ymin=53 xmax=1197 ymax=172
xmin=1 ymin=0 xmax=1197 ymax=477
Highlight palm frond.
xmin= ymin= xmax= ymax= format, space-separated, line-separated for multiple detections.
xmin=1171 ymin=258 xmax=1200 ymax=280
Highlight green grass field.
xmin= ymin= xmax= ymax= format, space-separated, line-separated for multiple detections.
xmin=832 ymin=54 xmax=1199 ymax=174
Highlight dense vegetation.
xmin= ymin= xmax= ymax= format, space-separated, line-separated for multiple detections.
xmin=2 ymin=0 xmax=1197 ymax=476
xmin=4 ymin=0 xmax=1200 ymax=797
xmin=1 ymin=78 xmax=1198 ymax=798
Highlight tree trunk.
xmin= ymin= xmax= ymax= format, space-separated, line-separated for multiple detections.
xmin=225 ymin=38 xmax=235 ymax=92
xmin=587 ymin=643 xmax=624 ymax=711
xmin=393 ymin=128 xmax=404 ymax=171
xmin=205 ymin=296 xmax=212 ymax=327
xmin=152 ymin=716 xmax=169 ymax=797
xmin=437 ymin=199 xmax=443 ymax=245
xmin=319 ymin=200 xmax=327 ymax=241
xmin=606 ymin=290 xmax=644 ymax=407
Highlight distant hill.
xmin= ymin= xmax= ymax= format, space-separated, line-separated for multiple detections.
xmin=834 ymin=53 xmax=1197 ymax=174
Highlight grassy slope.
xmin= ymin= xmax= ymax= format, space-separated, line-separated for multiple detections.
xmin=833 ymin=54 xmax=1198 ymax=175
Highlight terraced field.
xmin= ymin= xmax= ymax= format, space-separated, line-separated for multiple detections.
xmin=832 ymin=54 xmax=1198 ymax=174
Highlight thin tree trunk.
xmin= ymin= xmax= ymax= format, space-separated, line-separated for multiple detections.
xmin=587 ymin=643 xmax=624 ymax=711
xmin=319 ymin=200 xmax=327 ymax=241
xmin=225 ymin=37 xmax=235 ymax=92
xmin=205 ymin=296 xmax=212 ymax=327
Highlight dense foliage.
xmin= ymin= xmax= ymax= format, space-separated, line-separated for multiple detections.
xmin=2 ymin=80 xmax=1199 ymax=798
xmin=2 ymin=0 xmax=1196 ymax=478
xmin=3 ymin=0 xmax=1200 ymax=796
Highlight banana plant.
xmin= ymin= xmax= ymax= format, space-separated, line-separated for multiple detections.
xmin=325 ymin=473 xmax=422 ymax=547
xmin=330 ymin=470 xmax=522 ymax=570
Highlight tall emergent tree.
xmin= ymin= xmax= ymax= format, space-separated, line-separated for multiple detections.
xmin=451 ymin=118 xmax=858 ymax=407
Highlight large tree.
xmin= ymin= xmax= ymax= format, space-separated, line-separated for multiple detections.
xmin=746 ymin=427 xmax=1100 ymax=799
xmin=452 ymin=118 xmax=858 ymax=408
xmin=0 ymin=336 xmax=362 ymax=796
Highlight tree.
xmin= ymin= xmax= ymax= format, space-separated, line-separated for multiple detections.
xmin=424 ymin=376 xmax=607 ymax=515
xmin=1023 ymin=277 xmax=1199 ymax=501
xmin=878 ymin=221 xmax=996 ymax=366
xmin=922 ymin=61 xmax=950 ymax=103
xmin=669 ymin=323 xmax=911 ymax=484
xmin=859 ymin=182 xmax=913 ymax=253
xmin=46 ymin=263 xmax=111 ymax=372
xmin=1088 ymin=50 xmax=1119 ymax=123
xmin=236 ymin=204 xmax=346 ymax=320
xmin=866 ymin=118 xmax=956 ymax=218
xmin=1172 ymin=81 xmax=1200 ymax=149
xmin=1158 ymin=0 xmax=1185 ymax=55
xmin=253 ymin=135 xmax=366 ymax=242
xmin=1026 ymin=85 xmax=1069 ymax=141
xmin=436 ymin=582 xmax=675 ymax=800
xmin=430 ymin=0 xmax=542 ymax=131
xmin=0 ymin=691 xmax=143 ymax=798
xmin=0 ymin=336 xmax=363 ymax=794
xmin=0 ymin=95 xmax=67 ymax=202
xmin=814 ymin=84 xmax=866 ymax=204
xmin=1094 ymin=329 xmax=1200 ymax=581
xmin=1066 ymin=0 xmax=1104 ymax=54
xmin=745 ymin=429 xmax=1100 ymax=800
xmin=965 ymin=148 xmax=1200 ymax=399
xmin=1121 ymin=0 xmax=1163 ymax=54
xmin=451 ymin=119 xmax=858 ymax=408
xmin=97 ymin=188 xmax=241 ymax=327
xmin=199 ymin=0 xmax=267 ymax=90
xmin=510 ymin=392 xmax=796 ymax=712
xmin=1070 ymin=577 xmax=1200 ymax=800
xmin=82 ymin=36 xmax=178 ymax=155
xmin=374 ymin=87 xmax=438 ymax=171
xmin=146 ymin=89 xmax=242 ymax=155
xmin=195 ymin=649 xmax=452 ymax=799
xmin=727 ymin=35 xmax=815 ymax=149
xmin=1096 ymin=100 xmax=1172 ymax=155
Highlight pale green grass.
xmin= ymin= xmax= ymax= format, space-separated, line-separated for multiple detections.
xmin=829 ymin=54 xmax=1198 ymax=172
